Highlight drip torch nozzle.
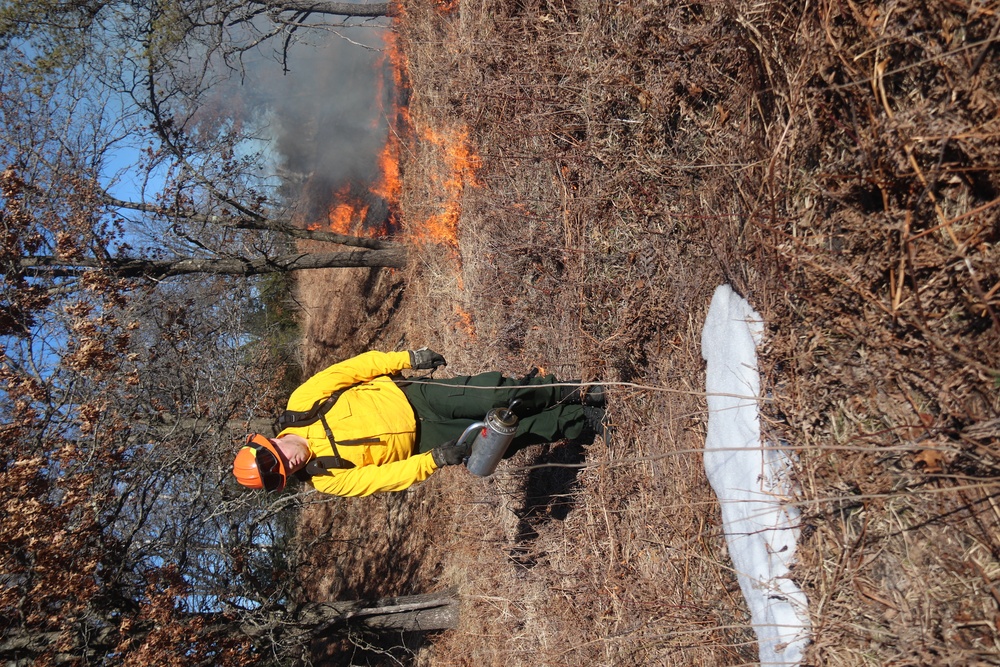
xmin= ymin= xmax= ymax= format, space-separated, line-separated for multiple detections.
xmin=504 ymin=399 xmax=523 ymax=420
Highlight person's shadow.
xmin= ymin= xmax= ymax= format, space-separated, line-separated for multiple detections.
xmin=508 ymin=440 xmax=587 ymax=567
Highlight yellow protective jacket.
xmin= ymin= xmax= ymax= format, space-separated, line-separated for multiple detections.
xmin=278 ymin=350 xmax=438 ymax=497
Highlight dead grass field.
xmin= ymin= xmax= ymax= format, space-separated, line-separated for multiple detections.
xmin=291 ymin=1 xmax=1000 ymax=665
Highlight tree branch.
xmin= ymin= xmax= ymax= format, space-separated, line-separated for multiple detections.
xmin=17 ymin=248 xmax=408 ymax=278
xmin=104 ymin=195 xmax=395 ymax=249
xmin=253 ymin=1 xmax=395 ymax=18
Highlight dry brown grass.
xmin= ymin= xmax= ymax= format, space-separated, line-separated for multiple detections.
xmin=292 ymin=0 xmax=1000 ymax=665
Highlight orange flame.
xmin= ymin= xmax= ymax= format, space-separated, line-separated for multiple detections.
xmin=412 ymin=125 xmax=481 ymax=246
xmin=372 ymin=32 xmax=409 ymax=216
xmin=453 ymin=304 xmax=477 ymax=339
xmin=311 ymin=26 xmax=482 ymax=250
xmin=372 ymin=131 xmax=402 ymax=205
xmin=381 ymin=30 xmax=482 ymax=247
xmin=321 ymin=31 xmax=407 ymax=239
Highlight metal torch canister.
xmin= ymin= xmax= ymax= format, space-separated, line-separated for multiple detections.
xmin=462 ymin=406 xmax=520 ymax=477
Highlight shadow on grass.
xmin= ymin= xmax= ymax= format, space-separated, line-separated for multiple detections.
xmin=509 ymin=440 xmax=587 ymax=567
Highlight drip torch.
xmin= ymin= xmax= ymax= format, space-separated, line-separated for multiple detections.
xmin=459 ymin=399 xmax=522 ymax=477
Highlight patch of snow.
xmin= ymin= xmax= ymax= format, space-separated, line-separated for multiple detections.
xmin=701 ymin=284 xmax=811 ymax=666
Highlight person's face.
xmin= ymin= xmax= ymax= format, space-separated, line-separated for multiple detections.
xmin=272 ymin=436 xmax=311 ymax=471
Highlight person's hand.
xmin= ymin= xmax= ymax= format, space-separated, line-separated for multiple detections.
xmin=431 ymin=438 xmax=471 ymax=467
xmin=409 ymin=348 xmax=447 ymax=370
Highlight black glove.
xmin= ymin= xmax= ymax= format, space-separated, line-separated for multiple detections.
xmin=431 ymin=438 xmax=471 ymax=467
xmin=409 ymin=348 xmax=447 ymax=370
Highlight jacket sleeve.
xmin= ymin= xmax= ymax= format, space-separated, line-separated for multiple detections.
xmin=286 ymin=350 xmax=412 ymax=411
xmin=309 ymin=451 xmax=440 ymax=497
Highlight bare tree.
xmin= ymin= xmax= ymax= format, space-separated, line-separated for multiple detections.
xmin=0 ymin=4 xmax=451 ymax=664
xmin=0 ymin=0 xmax=408 ymax=298
xmin=16 ymin=247 xmax=406 ymax=278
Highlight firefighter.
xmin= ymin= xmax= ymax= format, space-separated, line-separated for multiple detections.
xmin=232 ymin=349 xmax=607 ymax=497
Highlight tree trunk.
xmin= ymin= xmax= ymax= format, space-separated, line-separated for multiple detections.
xmin=247 ymin=590 xmax=460 ymax=637
xmin=313 ymin=590 xmax=460 ymax=634
xmin=143 ymin=416 xmax=277 ymax=437
xmin=19 ymin=247 xmax=408 ymax=279
xmin=103 ymin=195 xmax=395 ymax=250
xmin=0 ymin=592 xmax=456 ymax=664
xmin=256 ymin=1 xmax=396 ymax=18
xmin=0 ymin=626 xmax=120 ymax=665
xmin=358 ymin=602 xmax=459 ymax=632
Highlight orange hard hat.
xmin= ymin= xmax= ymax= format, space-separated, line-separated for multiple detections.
xmin=233 ymin=434 xmax=289 ymax=492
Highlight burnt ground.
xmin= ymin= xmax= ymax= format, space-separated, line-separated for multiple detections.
xmin=291 ymin=1 xmax=1000 ymax=665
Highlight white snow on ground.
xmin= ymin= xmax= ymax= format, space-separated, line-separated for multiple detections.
xmin=700 ymin=284 xmax=811 ymax=666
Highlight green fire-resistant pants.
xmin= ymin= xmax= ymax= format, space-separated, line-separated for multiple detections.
xmin=401 ymin=372 xmax=586 ymax=454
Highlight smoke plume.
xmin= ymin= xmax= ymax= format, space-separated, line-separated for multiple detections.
xmin=241 ymin=27 xmax=396 ymax=225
